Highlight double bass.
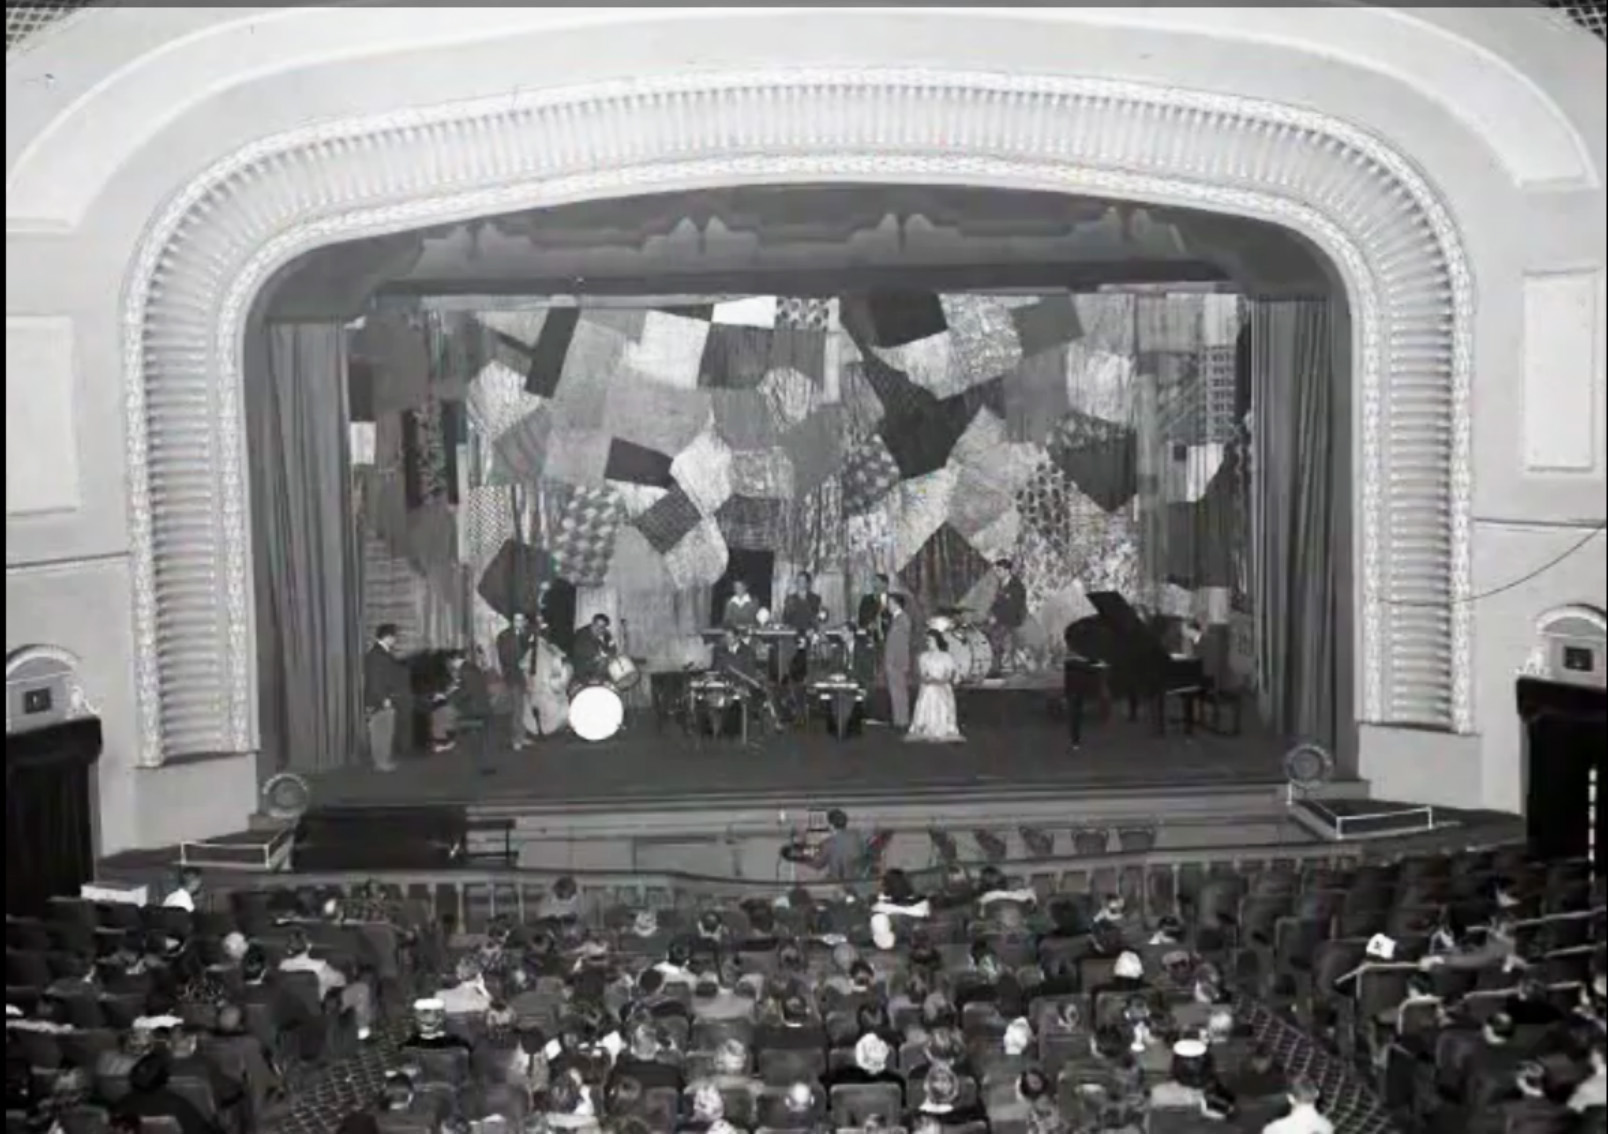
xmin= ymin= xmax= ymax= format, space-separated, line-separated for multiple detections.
xmin=521 ymin=632 xmax=572 ymax=738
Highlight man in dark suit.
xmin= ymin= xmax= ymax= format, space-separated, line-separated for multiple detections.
xmin=363 ymin=623 xmax=411 ymax=771
xmin=432 ymin=651 xmax=495 ymax=774
xmin=494 ymin=613 xmax=537 ymax=751
xmin=986 ymin=557 xmax=1028 ymax=676
xmin=856 ymin=573 xmax=893 ymax=641
xmin=883 ymin=594 xmax=913 ymax=729
xmin=571 ymin=613 xmax=617 ymax=683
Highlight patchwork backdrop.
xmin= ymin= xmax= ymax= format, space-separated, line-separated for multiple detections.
xmin=348 ymin=291 xmax=1250 ymax=675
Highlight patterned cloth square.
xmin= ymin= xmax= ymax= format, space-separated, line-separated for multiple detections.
xmin=897 ymin=522 xmax=993 ymax=615
xmin=941 ymin=294 xmax=1025 ymax=389
xmin=890 ymin=466 xmax=959 ymax=568
xmin=547 ymin=319 xmax=625 ymax=428
xmin=838 ymin=357 xmax=887 ymax=434
xmin=779 ymin=479 xmax=845 ymax=564
xmin=840 ymin=434 xmax=904 ymax=516
xmin=775 ymin=297 xmax=834 ymax=331
xmin=1064 ymin=341 xmax=1135 ymax=424
xmin=491 ymin=405 xmax=553 ymax=485
xmin=462 ymin=485 xmax=518 ymax=574
xmin=546 ymin=483 xmax=625 ymax=587
xmin=467 ymin=359 xmax=545 ymax=441
xmin=716 ymin=495 xmax=785 ymax=551
xmin=542 ymin=426 xmax=612 ymax=487
xmin=603 ymin=438 xmax=676 ymax=489
xmin=670 ymin=425 xmax=735 ymax=515
xmin=729 ymin=447 xmax=795 ymax=499
xmin=710 ymin=388 xmax=780 ymax=450
xmin=1010 ymin=294 xmax=1085 ymax=357
xmin=758 ymin=366 xmax=818 ymax=430
xmin=601 ymin=374 xmax=711 ymax=456
xmin=633 ymin=486 xmax=703 ymax=554
xmin=872 ymin=332 xmax=957 ymax=399
xmin=947 ymin=463 xmax=1019 ymax=541
xmin=968 ymin=506 xmax=1023 ymax=564
xmin=663 ymin=517 xmax=730 ymax=589
xmin=1003 ymin=345 xmax=1072 ymax=444
xmin=623 ymin=311 xmax=712 ymax=390
xmin=782 ymin=404 xmax=848 ymax=498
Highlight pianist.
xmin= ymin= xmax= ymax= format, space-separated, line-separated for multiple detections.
xmin=712 ymin=627 xmax=760 ymax=682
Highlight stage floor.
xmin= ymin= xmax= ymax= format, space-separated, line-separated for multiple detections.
xmin=302 ymin=709 xmax=1292 ymax=811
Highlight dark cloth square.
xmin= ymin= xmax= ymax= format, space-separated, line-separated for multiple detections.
xmin=633 ymin=487 xmax=703 ymax=554
xmin=476 ymin=540 xmax=555 ymax=620
xmin=699 ymin=325 xmax=776 ymax=390
xmin=879 ymin=397 xmax=975 ymax=480
xmin=526 ymin=307 xmax=580 ymax=397
xmin=716 ymin=495 xmax=785 ymax=551
xmin=1010 ymin=294 xmax=1084 ymax=356
xmin=864 ymin=292 xmax=948 ymax=347
xmin=1048 ymin=412 xmax=1138 ymax=513
xmin=347 ymin=359 xmax=376 ymax=423
xmin=604 ymin=438 xmax=676 ymax=488
xmin=898 ymin=523 xmax=992 ymax=611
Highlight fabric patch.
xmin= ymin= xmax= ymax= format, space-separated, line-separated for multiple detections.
xmin=890 ymin=466 xmax=959 ymax=568
xmin=490 ymin=405 xmax=554 ymax=486
xmin=941 ymin=294 xmax=1024 ymax=384
xmin=609 ymin=482 xmax=669 ymax=519
xmin=1003 ymin=345 xmax=1072 ymax=445
xmin=779 ymin=479 xmax=845 ymax=565
xmin=865 ymin=292 xmax=948 ymax=347
xmin=603 ymin=438 xmax=676 ymax=489
xmin=401 ymin=400 xmax=456 ymax=508
xmin=1064 ymin=342 xmax=1135 ymax=425
xmin=897 ymin=522 xmax=992 ymax=611
xmin=601 ymin=375 xmax=711 ymax=456
xmin=1136 ymin=294 xmax=1204 ymax=354
xmin=947 ymin=464 xmax=1018 ymax=541
xmin=716 ymin=495 xmax=785 ymax=551
xmin=759 ymin=366 xmax=818 ymax=430
xmin=879 ymin=395 xmax=974 ymax=481
xmin=775 ymin=297 xmax=833 ymax=331
xmin=1014 ymin=526 xmax=1076 ymax=616
xmin=710 ymin=388 xmax=780 ymax=449
xmin=1010 ymin=294 xmax=1084 ymax=357
xmin=468 ymin=360 xmax=545 ymax=441
xmin=1074 ymin=293 xmax=1136 ymax=356
xmin=663 ymin=518 xmax=729 ymax=589
xmin=782 ymin=404 xmax=849 ymax=498
xmin=699 ymin=325 xmax=777 ymax=390
xmin=840 ymin=434 xmax=903 ymax=516
xmin=546 ymin=483 xmax=625 ymax=587
xmin=729 ymin=448 xmax=795 ymax=500
xmin=838 ymin=358 xmax=887 ymax=434
xmin=873 ymin=333 xmax=956 ymax=399
xmin=854 ymin=350 xmax=932 ymax=423
xmin=476 ymin=539 xmax=555 ymax=620
xmin=462 ymin=485 xmax=517 ymax=574
xmin=712 ymin=296 xmax=778 ymax=328
xmin=548 ymin=317 xmax=627 ymax=428
xmin=623 ymin=311 xmax=712 ymax=390
xmin=634 ymin=486 xmax=703 ymax=554
xmin=1047 ymin=411 xmax=1138 ymax=512
xmin=475 ymin=309 xmax=548 ymax=349
xmin=580 ymin=307 xmax=649 ymax=343
xmin=604 ymin=525 xmax=674 ymax=595
xmin=520 ymin=307 xmax=580 ymax=397
xmin=542 ymin=427 xmax=612 ymax=486
xmin=670 ymin=425 xmax=735 ymax=515
xmin=970 ymin=507 xmax=1023 ymax=562
xmin=845 ymin=499 xmax=896 ymax=558
xmin=404 ymin=500 xmax=458 ymax=572
xmin=656 ymin=303 xmax=715 ymax=322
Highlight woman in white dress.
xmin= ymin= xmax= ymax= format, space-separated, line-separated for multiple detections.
xmin=906 ymin=630 xmax=965 ymax=743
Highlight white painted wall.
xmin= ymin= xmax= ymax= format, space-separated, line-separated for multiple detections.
xmin=4 ymin=7 xmax=1605 ymax=849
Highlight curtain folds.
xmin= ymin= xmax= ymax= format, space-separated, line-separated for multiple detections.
xmin=248 ymin=322 xmax=365 ymax=773
xmin=1251 ymin=298 xmax=1338 ymax=747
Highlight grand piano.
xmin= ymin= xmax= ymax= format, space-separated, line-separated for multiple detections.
xmin=1062 ymin=591 xmax=1207 ymax=741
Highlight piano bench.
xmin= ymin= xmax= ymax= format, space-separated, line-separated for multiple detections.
xmin=1198 ymin=689 xmax=1244 ymax=737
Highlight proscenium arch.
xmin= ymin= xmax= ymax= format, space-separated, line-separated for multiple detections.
xmin=123 ymin=68 xmax=1473 ymax=766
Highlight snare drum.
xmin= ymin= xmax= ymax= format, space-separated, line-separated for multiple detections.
xmin=605 ymin=654 xmax=641 ymax=690
xmin=567 ymin=682 xmax=625 ymax=742
xmin=946 ymin=626 xmax=996 ymax=683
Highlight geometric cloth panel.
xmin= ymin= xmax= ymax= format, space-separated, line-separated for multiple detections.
xmin=670 ymin=425 xmax=735 ymax=515
xmin=491 ymin=405 xmax=554 ymax=486
xmin=633 ymin=486 xmax=704 ymax=555
xmin=897 ymin=521 xmax=993 ymax=612
xmin=775 ymin=297 xmax=834 ymax=331
xmin=729 ymin=448 xmax=796 ymax=500
xmin=546 ymin=482 xmax=625 ymax=587
xmin=716 ymin=494 xmax=786 ymax=552
xmin=841 ymin=434 xmax=904 ymax=516
xmin=782 ymin=404 xmax=849 ymax=498
xmin=940 ymin=294 xmax=1025 ymax=391
xmin=622 ymin=311 xmax=712 ymax=391
xmin=711 ymin=388 xmax=782 ymax=450
xmin=664 ymin=517 xmax=730 ymax=590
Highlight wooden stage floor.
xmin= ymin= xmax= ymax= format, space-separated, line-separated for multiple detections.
xmin=302 ymin=708 xmax=1291 ymax=812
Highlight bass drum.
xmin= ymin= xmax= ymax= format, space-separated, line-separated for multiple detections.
xmin=605 ymin=654 xmax=641 ymax=691
xmin=946 ymin=627 xmax=996 ymax=684
xmin=568 ymin=682 xmax=625 ymax=742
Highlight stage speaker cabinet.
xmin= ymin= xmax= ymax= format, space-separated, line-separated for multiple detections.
xmin=293 ymin=805 xmax=468 ymax=871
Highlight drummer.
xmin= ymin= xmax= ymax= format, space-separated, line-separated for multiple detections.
xmin=570 ymin=613 xmax=617 ymax=683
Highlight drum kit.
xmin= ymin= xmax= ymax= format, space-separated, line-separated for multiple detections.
xmin=926 ymin=606 xmax=996 ymax=684
xmin=563 ymin=654 xmax=640 ymax=743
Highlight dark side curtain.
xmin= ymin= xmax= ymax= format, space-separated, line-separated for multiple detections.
xmin=5 ymin=721 xmax=100 ymax=917
xmin=1251 ymin=298 xmax=1338 ymax=747
xmin=247 ymin=322 xmax=365 ymax=773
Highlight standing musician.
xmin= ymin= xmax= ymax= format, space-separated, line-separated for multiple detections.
xmin=570 ymin=613 xmax=617 ymax=684
xmin=781 ymin=571 xmax=825 ymax=692
xmin=985 ymin=557 xmax=1028 ymax=677
xmin=857 ymin=573 xmax=894 ymax=642
xmin=721 ymin=579 xmax=761 ymax=632
xmin=494 ymin=613 xmax=538 ymax=752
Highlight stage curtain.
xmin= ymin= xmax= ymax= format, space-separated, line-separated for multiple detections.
xmin=1250 ymin=298 xmax=1338 ymax=747
xmin=248 ymin=322 xmax=365 ymax=773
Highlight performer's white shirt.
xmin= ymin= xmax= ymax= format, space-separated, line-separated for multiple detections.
xmin=162 ymin=887 xmax=195 ymax=911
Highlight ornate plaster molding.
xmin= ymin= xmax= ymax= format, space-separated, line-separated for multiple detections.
xmin=121 ymin=68 xmax=1474 ymax=766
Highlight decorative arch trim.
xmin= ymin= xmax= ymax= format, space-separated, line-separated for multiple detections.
xmin=1536 ymin=605 xmax=1608 ymax=636
xmin=121 ymin=68 xmax=1474 ymax=766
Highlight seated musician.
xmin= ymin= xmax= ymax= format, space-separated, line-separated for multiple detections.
xmin=429 ymin=649 xmax=492 ymax=756
xmin=711 ymin=627 xmax=760 ymax=682
xmin=721 ymin=579 xmax=761 ymax=631
xmin=570 ymin=614 xmax=616 ymax=683
xmin=781 ymin=572 xmax=824 ymax=636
